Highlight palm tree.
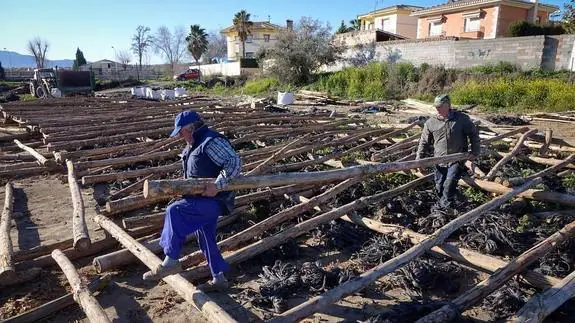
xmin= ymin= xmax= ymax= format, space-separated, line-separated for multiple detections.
xmin=349 ymin=18 xmax=361 ymax=31
xmin=186 ymin=24 xmax=209 ymax=65
xmin=233 ymin=10 xmax=254 ymax=59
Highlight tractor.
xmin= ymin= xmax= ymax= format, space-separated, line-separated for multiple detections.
xmin=29 ymin=68 xmax=96 ymax=98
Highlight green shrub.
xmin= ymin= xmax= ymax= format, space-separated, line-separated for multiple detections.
xmin=507 ymin=21 xmax=566 ymax=37
xmin=242 ymin=78 xmax=280 ymax=95
xmin=451 ymin=77 xmax=575 ymax=112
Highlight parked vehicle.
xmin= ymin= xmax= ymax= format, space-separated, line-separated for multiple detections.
xmin=173 ymin=68 xmax=201 ymax=81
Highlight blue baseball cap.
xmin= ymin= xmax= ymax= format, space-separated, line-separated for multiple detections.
xmin=170 ymin=110 xmax=201 ymax=137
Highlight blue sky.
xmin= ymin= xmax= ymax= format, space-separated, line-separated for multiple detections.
xmin=1 ymin=0 xmax=568 ymax=64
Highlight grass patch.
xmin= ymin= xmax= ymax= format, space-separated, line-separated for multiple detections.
xmin=242 ymin=78 xmax=281 ymax=95
xmin=20 ymin=94 xmax=37 ymax=101
xmin=451 ymin=78 xmax=575 ymax=113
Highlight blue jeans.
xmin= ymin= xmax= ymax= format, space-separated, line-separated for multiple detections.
xmin=434 ymin=163 xmax=463 ymax=208
xmin=159 ymin=197 xmax=229 ymax=278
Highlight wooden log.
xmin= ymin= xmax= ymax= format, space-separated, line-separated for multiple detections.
xmin=182 ymin=176 xmax=432 ymax=282
xmin=13 ymin=139 xmax=56 ymax=167
xmin=67 ymin=160 xmax=90 ymax=250
xmin=73 ymin=149 xmax=180 ymax=171
xmin=105 ymin=194 xmax=172 ymax=215
xmin=0 ymin=166 xmax=57 ymax=178
xmin=95 ymin=211 xmax=240 ymax=272
xmin=415 ymin=218 xmax=575 ymax=323
xmin=53 ymin=140 xmax=153 ymax=162
xmin=235 ymin=184 xmax=315 ymax=207
xmin=0 ymin=267 xmax=42 ymax=287
xmin=524 ymin=141 xmax=575 ymax=153
xmin=3 ymin=274 xmax=111 ymax=323
xmin=371 ymin=133 xmax=421 ymax=161
xmin=178 ymin=178 xmax=361 ymax=269
xmin=144 ymin=153 xmax=469 ymax=198
xmin=0 ymin=152 xmax=51 ymax=162
xmin=108 ymin=174 xmax=156 ymax=201
xmin=503 ymin=154 xmax=575 ymax=187
xmin=482 ymin=127 xmax=530 ymax=145
xmin=269 ymin=178 xmax=542 ymax=323
xmin=50 ymin=249 xmax=111 ymax=322
xmin=47 ymin=127 xmax=174 ymax=151
xmin=92 ymin=215 xmax=238 ymax=323
xmin=507 ymin=268 xmax=575 ymax=323
xmin=15 ymin=225 xmax=159 ymax=269
xmin=539 ymin=128 xmax=553 ymax=156
xmin=485 ymin=129 xmax=537 ymax=181
xmin=0 ymin=161 xmax=46 ymax=171
xmin=82 ymin=162 xmax=180 ymax=185
xmin=245 ymin=134 xmax=311 ymax=176
xmin=13 ymin=239 xmax=73 ymax=262
xmin=487 ymin=150 xmax=575 ymax=170
xmin=0 ymin=183 xmax=16 ymax=283
xmin=43 ymin=120 xmax=175 ymax=143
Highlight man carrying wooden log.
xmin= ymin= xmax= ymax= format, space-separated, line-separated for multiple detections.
xmin=143 ymin=110 xmax=241 ymax=292
xmin=416 ymin=94 xmax=480 ymax=214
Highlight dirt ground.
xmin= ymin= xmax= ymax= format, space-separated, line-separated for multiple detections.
xmin=2 ymin=101 xmax=575 ymax=322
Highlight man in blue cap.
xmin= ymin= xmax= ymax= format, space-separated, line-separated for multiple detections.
xmin=143 ymin=110 xmax=241 ymax=292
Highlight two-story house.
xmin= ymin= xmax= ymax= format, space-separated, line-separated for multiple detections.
xmin=411 ymin=0 xmax=560 ymax=39
xmin=220 ymin=20 xmax=290 ymax=61
xmin=357 ymin=5 xmax=424 ymax=39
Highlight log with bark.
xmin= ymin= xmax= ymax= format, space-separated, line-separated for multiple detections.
xmin=539 ymin=128 xmax=553 ymax=156
xmin=82 ymin=162 xmax=180 ymax=186
xmin=269 ymin=177 xmax=542 ymax=323
xmin=415 ymin=218 xmax=575 ymax=323
xmin=51 ymin=249 xmax=111 ymax=322
xmin=507 ymin=268 xmax=575 ymax=323
xmin=245 ymin=134 xmax=311 ymax=176
xmin=3 ymin=274 xmax=111 ymax=323
xmin=144 ymin=153 xmax=470 ymax=198
xmin=66 ymin=160 xmax=90 ymax=250
xmin=73 ymin=149 xmax=180 ymax=171
xmin=0 ymin=182 xmax=15 ymax=283
xmin=92 ymin=214 xmax=238 ymax=323
xmin=502 ymin=154 xmax=575 ymax=187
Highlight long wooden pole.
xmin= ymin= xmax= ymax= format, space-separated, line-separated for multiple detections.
xmin=0 ymin=183 xmax=16 ymax=283
xmin=108 ymin=174 xmax=156 ymax=201
xmin=485 ymin=129 xmax=537 ymax=181
xmin=67 ymin=160 xmax=90 ymax=250
xmin=269 ymin=178 xmax=542 ymax=323
xmin=416 ymin=218 xmax=575 ymax=323
xmin=82 ymin=162 xmax=180 ymax=185
xmin=503 ymin=154 xmax=575 ymax=187
xmin=13 ymin=139 xmax=56 ymax=167
xmin=144 ymin=153 xmax=470 ymax=198
xmin=51 ymin=249 xmax=111 ymax=323
xmin=507 ymin=268 xmax=575 ymax=323
xmin=245 ymin=134 xmax=310 ymax=176
xmin=92 ymin=215 xmax=237 ymax=323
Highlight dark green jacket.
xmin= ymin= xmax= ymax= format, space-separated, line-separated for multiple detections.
xmin=416 ymin=110 xmax=480 ymax=162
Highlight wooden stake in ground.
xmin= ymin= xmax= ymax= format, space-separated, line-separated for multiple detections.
xmin=507 ymin=268 xmax=575 ymax=323
xmin=66 ymin=160 xmax=90 ymax=250
xmin=269 ymin=177 xmax=542 ymax=323
xmin=144 ymin=153 xmax=470 ymax=198
xmin=13 ymin=139 xmax=56 ymax=167
xmin=0 ymin=183 xmax=16 ymax=283
xmin=93 ymin=215 xmax=237 ymax=323
xmin=51 ymin=249 xmax=111 ymax=323
xmin=484 ymin=129 xmax=537 ymax=181
xmin=539 ymin=128 xmax=553 ymax=156
xmin=416 ymin=218 xmax=575 ymax=323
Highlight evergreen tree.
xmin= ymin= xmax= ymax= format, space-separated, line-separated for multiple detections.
xmin=0 ymin=61 xmax=5 ymax=80
xmin=72 ymin=48 xmax=87 ymax=70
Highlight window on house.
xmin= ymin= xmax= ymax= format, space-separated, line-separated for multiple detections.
xmin=245 ymin=52 xmax=254 ymax=58
xmin=429 ymin=21 xmax=442 ymax=36
xmin=264 ymin=34 xmax=270 ymax=42
xmin=246 ymin=35 xmax=253 ymax=43
xmin=382 ymin=18 xmax=391 ymax=31
xmin=464 ymin=16 xmax=481 ymax=32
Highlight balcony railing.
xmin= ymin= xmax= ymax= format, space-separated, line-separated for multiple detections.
xmin=460 ymin=26 xmax=485 ymax=38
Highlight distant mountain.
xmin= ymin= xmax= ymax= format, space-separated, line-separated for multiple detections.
xmin=0 ymin=51 xmax=75 ymax=68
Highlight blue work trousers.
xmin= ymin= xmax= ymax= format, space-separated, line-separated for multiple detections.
xmin=159 ymin=197 xmax=229 ymax=278
xmin=434 ymin=163 xmax=463 ymax=208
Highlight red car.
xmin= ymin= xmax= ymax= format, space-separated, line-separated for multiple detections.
xmin=174 ymin=68 xmax=201 ymax=81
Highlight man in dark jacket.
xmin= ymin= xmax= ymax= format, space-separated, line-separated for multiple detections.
xmin=416 ymin=94 xmax=480 ymax=212
xmin=143 ymin=110 xmax=241 ymax=292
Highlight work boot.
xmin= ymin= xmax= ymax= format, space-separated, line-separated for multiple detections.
xmin=197 ymin=276 xmax=230 ymax=292
xmin=142 ymin=262 xmax=183 ymax=281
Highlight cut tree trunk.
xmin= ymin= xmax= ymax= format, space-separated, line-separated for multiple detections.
xmin=485 ymin=129 xmax=537 ymax=181
xmin=13 ymin=139 xmax=56 ymax=167
xmin=82 ymin=162 xmax=180 ymax=185
xmin=507 ymin=268 xmax=575 ymax=323
xmin=104 ymin=194 xmax=173 ymax=215
xmin=73 ymin=149 xmax=180 ymax=171
xmin=269 ymin=178 xmax=542 ymax=323
xmin=415 ymin=218 xmax=575 ymax=323
xmin=0 ymin=182 xmax=15 ymax=283
xmin=67 ymin=160 xmax=90 ymax=250
xmin=51 ymin=249 xmax=111 ymax=323
xmin=3 ymin=274 xmax=111 ymax=323
xmin=92 ymin=215 xmax=237 ymax=323
xmin=144 ymin=153 xmax=470 ymax=198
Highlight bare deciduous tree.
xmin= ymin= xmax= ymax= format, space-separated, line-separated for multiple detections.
xmin=27 ymin=37 xmax=49 ymax=68
xmin=131 ymin=25 xmax=152 ymax=76
xmin=204 ymin=32 xmax=228 ymax=64
xmin=152 ymin=26 xmax=187 ymax=75
xmin=115 ymin=49 xmax=132 ymax=70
